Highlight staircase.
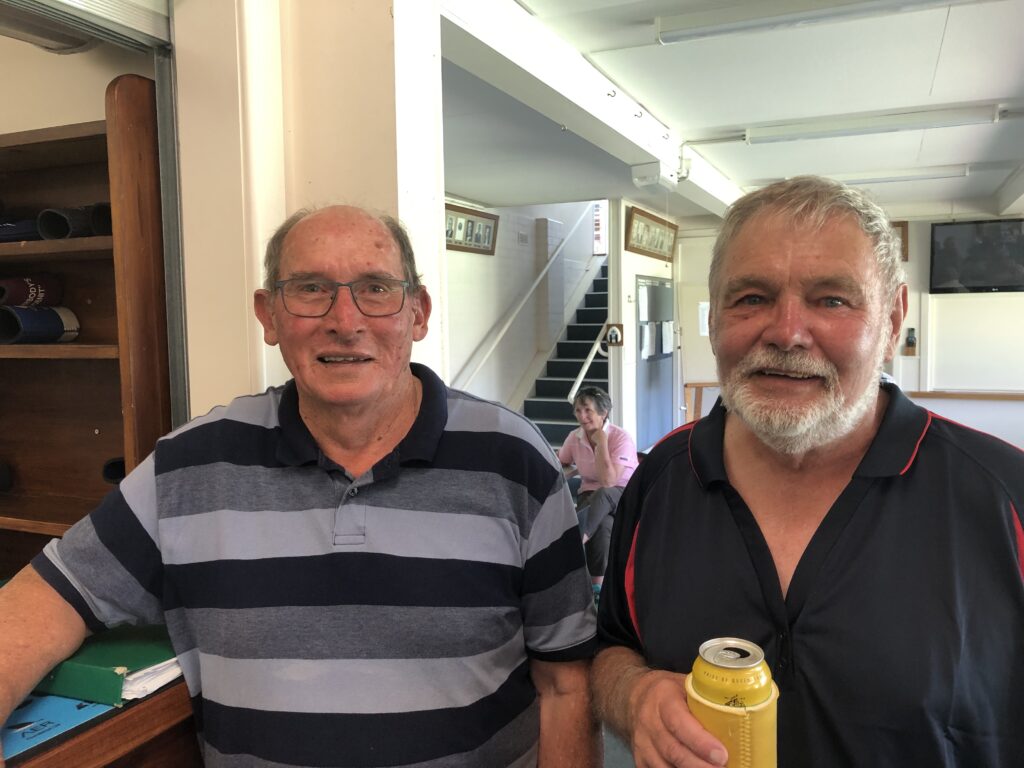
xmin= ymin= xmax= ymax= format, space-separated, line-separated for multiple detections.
xmin=524 ymin=264 xmax=609 ymax=447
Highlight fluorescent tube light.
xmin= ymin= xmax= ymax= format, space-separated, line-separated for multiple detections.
xmin=0 ymin=5 xmax=94 ymax=52
xmin=745 ymin=106 xmax=1000 ymax=143
xmin=828 ymin=165 xmax=971 ymax=185
xmin=656 ymin=0 xmax=993 ymax=44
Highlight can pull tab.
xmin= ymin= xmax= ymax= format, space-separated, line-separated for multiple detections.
xmin=713 ymin=645 xmax=753 ymax=664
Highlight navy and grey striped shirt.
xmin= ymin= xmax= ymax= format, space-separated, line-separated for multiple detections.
xmin=36 ymin=363 xmax=597 ymax=767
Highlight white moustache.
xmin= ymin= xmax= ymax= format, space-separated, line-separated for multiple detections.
xmin=736 ymin=349 xmax=838 ymax=387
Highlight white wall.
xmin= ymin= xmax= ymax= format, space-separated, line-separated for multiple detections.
xmin=677 ymin=233 xmax=717 ymax=385
xmin=615 ymin=199 xmax=675 ymax=443
xmin=448 ymin=200 xmax=596 ymax=404
xmin=172 ymin=0 xmax=449 ymax=417
xmin=0 ymin=36 xmax=152 ymax=134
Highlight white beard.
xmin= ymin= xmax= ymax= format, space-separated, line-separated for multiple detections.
xmin=719 ymin=332 xmax=888 ymax=455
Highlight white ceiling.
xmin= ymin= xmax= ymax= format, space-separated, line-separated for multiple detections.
xmin=441 ymin=0 xmax=1024 ymax=222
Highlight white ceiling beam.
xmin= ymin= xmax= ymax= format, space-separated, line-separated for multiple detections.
xmin=995 ymin=165 xmax=1024 ymax=215
xmin=440 ymin=0 xmax=738 ymax=217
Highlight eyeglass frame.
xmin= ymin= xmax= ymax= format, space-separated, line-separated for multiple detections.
xmin=272 ymin=276 xmax=412 ymax=318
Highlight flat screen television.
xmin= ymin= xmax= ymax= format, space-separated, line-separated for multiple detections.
xmin=930 ymin=219 xmax=1024 ymax=293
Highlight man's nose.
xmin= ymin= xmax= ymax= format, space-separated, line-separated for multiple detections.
xmin=761 ymin=296 xmax=812 ymax=350
xmin=324 ymin=285 xmax=366 ymax=326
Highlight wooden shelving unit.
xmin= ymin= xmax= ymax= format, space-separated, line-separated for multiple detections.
xmin=0 ymin=75 xmax=171 ymax=576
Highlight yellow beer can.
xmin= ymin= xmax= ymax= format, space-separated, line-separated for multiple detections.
xmin=685 ymin=637 xmax=779 ymax=768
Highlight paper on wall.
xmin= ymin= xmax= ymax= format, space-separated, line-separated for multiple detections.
xmin=641 ymin=323 xmax=655 ymax=358
xmin=661 ymin=321 xmax=674 ymax=354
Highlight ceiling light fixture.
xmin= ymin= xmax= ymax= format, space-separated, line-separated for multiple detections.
xmin=0 ymin=4 xmax=94 ymax=52
xmin=656 ymin=0 xmax=994 ymax=44
xmin=745 ymin=105 xmax=1001 ymax=143
xmin=827 ymin=164 xmax=971 ymax=185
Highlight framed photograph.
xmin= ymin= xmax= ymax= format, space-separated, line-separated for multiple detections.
xmin=445 ymin=203 xmax=499 ymax=255
xmin=891 ymin=220 xmax=909 ymax=261
xmin=625 ymin=206 xmax=678 ymax=261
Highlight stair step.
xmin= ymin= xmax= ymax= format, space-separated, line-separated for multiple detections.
xmin=584 ymin=292 xmax=608 ymax=309
xmin=532 ymin=419 xmax=577 ymax=446
xmin=592 ymin=277 xmax=608 ymax=292
xmin=535 ymin=377 xmax=609 ymax=398
xmin=547 ymin=358 xmax=608 ymax=378
xmin=575 ymin=307 xmax=607 ymax=324
xmin=524 ymin=397 xmax=574 ymax=420
xmin=557 ymin=340 xmax=595 ymax=358
xmin=567 ymin=323 xmax=605 ymax=341
xmin=600 ymin=264 xmax=607 ymax=278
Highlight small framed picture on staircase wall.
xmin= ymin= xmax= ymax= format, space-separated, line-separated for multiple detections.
xmin=625 ymin=206 xmax=677 ymax=261
xmin=445 ymin=202 xmax=499 ymax=255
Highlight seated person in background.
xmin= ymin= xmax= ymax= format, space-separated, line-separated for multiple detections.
xmin=558 ymin=386 xmax=638 ymax=585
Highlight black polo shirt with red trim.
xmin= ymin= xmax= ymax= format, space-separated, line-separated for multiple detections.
xmin=598 ymin=383 xmax=1024 ymax=767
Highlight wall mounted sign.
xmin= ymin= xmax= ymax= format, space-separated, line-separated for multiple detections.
xmin=445 ymin=203 xmax=499 ymax=255
xmin=625 ymin=205 xmax=678 ymax=261
xmin=605 ymin=323 xmax=623 ymax=346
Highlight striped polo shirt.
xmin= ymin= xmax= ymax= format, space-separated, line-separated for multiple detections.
xmin=35 ymin=363 xmax=597 ymax=767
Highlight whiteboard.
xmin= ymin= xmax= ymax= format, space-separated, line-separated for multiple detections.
xmin=929 ymin=293 xmax=1024 ymax=391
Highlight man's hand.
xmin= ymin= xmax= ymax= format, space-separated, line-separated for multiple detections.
xmin=592 ymin=646 xmax=727 ymax=768
xmin=628 ymin=670 xmax=727 ymax=768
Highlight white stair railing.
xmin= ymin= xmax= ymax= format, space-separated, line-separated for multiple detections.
xmin=454 ymin=204 xmax=596 ymax=390
xmin=567 ymin=327 xmax=610 ymax=405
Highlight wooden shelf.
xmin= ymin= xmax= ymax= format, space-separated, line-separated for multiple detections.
xmin=0 ymin=345 xmax=119 ymax=360
xmin=0 ymin=494 xmax=98 ymax=536
xmin=0 ymin=237 xmax=113 ymax=262
xmin=0 ymin=121 xmax=106 ymax=173
xmin=0 ymin=516 xmax=70 ymax=537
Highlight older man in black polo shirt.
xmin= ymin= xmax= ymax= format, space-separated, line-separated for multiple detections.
xmin=592 ymin=176 xmax=1024 ymax=767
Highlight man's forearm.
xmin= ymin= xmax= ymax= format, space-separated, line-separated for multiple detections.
xmin=533 ymin=659 xmax=601 ymax=767
xmin=0 ymin=565 xmax=88 ymax=724
xmin=591 ymin=645 xmax=652 ymax=742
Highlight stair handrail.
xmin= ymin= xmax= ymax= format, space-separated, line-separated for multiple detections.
xmin=566 ymin=326 xmax=610 ymax=405
xmin=455 ymin=204 xmax=596 ymax=390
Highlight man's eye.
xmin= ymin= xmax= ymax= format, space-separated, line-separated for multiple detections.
xmin=296 ymin=281 xmax=329 ymax=294
xmin=362 ymin=281 xmax=391 ymax=294
xmin=822 ymin=296 xmax=846 ymax=308
xmin=737 ymin=294 xmax=764 ymax=306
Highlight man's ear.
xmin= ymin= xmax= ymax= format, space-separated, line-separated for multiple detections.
xmin=410 ymin=286 xmax=431 ymax=342
xmin=254 ymin=289 xmax=280 ymax=346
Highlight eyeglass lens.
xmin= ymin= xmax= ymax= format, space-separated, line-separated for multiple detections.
xmin=280 ymin=278 xmax=406 ymax=317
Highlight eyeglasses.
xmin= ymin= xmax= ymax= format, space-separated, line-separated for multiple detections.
xmin=274 ymin=277 xmax=410 ymax=318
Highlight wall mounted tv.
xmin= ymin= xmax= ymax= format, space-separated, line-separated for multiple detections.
xmin=930 ymin=219 xmax=1024 ymax=294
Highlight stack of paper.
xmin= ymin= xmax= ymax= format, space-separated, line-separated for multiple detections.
xmin=122 ymin=657 xmax=183 ymax=700
xmin=33 ymin=624 xmax=181 ymax=707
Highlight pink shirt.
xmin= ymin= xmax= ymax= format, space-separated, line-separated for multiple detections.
xmin=558 ymin=422 xmax=638 ymax=493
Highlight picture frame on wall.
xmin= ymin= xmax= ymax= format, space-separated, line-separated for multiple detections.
xmin=445 ymin=203 xmax=499 ymax=255
xmin=625 ymin=206 xmax=678 ymax=261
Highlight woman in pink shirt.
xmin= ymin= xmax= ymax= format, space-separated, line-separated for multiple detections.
xmin=557 ymin=386 xmax=638 ymax=586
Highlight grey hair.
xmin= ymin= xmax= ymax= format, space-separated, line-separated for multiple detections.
xmin=708 ymin=176 xmax=905 ymax=311
xmin=263 ymin=206 xmax=423 ymax=291
xmin=573 ymin=386 xmax=613 ymax=416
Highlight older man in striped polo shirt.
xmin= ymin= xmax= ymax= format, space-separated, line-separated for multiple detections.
xmin=0 ymin=206 xmax=599 ymax=767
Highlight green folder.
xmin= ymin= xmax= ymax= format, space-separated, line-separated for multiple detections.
xmin=33 ymin=624 xmax=177 ymax=706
